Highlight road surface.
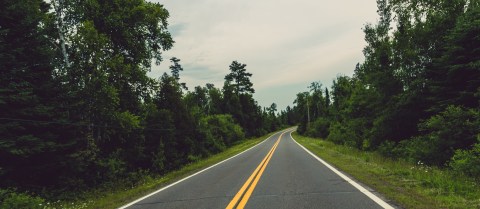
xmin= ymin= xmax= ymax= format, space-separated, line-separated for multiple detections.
xmin=120 ymin=129 xmax=394 ymax=209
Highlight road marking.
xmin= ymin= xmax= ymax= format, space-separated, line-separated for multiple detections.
xmin=118 ymin=130 xmax=289 ymax=209
xmin=226 ymin=132 xmax=284 ymax=209
xmin=225 ymin=139 xmax=276 ymax=209
xmin=290 ymin=131 xmax=395 ymax=209
xmin=236 ymin=137 xmax=281 ymax=209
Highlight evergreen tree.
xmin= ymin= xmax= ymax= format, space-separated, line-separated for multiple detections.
xmin=224 ymin=61 xmax=254 ymax=96
xmin=0 ymin=0 xmax=69 ymax=188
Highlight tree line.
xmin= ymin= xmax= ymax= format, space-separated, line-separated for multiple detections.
xmin=294 ymin=0 xmax=480 ymax=178
xmin=0 ymin=0 xmax=288 ymax=199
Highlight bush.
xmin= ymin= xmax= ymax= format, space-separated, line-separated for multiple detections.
xmin=392 ymin=106 xmax=479 ymax=166
xmin=415 ymin=106 xmax=479 ymax=165
xmin=306 ymin=117 xmax=330 ymax=138
xmin=450 ymin=137 xmax=480 ymax=179
xmin=327 ymin=122 xmax=356 ymax=146
xmin=377 ymin=140 xmax=401 ymax=159
xmin=198 ymin=114 xmax=245 ymax=154
xmin=327 ymin=119 xmax=367 ymax=149
xmin=395 ymin=136 xmax=435 ymax=164
xmin=96 ymin=150 xmax=127 ymax=181
xmin=0 ymin=189 xmax=45 ymax=209
xmin=296 ymin=123 xmax=307 ymax=135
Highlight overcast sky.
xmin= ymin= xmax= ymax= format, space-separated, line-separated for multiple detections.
xmin=150 ymin=0 xmax=379 ymax=111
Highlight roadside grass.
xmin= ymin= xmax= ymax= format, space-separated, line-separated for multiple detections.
xmin=292 ymin=132 xmax=480 ymax=209
xmin=67 ymin=130 xmax=283 ymax=209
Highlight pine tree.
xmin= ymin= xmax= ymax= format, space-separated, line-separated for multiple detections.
xmin=0 ymin=0 xmax=69 ymax=188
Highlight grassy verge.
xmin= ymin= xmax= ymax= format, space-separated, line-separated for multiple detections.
xmin=292 ymin=132 xmax=480 ymax=209
xmin=75 ymin=130 xmax=281 ymax=209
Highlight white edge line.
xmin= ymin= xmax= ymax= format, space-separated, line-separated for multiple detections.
xmin=118 ymin=129 xmax=292 ymax=209
xmin=289 ymin=131 xmax=395 ymax=209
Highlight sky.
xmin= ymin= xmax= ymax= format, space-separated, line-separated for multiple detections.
xmin=149 ymin=0 xmax=380 ymax=111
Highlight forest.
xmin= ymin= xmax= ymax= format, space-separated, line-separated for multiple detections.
xmin=293 ymin=0 xmax=479 ymax=178
xmin=0 ymin=0 xmax=292 ymax=204
xmin=1 ymin=0 xmax=479 ymax=207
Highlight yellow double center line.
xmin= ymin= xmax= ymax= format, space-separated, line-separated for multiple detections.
xmin=226 ymin=132 xmax=285 ymax=209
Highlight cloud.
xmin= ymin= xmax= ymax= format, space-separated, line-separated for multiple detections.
xmin=150 ymin=0 xmax=379 ymax=110
xmin=168 ymin=23 xmax=187 ymax=37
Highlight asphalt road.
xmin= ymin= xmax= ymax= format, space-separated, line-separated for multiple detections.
xmin=120 ymin=129 xmax=394 ymax=209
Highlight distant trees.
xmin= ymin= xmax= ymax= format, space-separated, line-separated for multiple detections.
xmin=292 ymin=0 xmax=480 ymax=177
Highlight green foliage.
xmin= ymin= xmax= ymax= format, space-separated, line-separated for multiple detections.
xmin=0 ymin=0 xmax=74 ymax=189
xmin=327 ymin=120 xmax=366 ymax=149
xmin=305 ymin=117 xmax=330 ymax=138
xmin=376 ymin=141 xmax=399 ymax=159
xmin=394 ymin=136 xmax=433 ymax=164
xmin=198 ymin=114 xmax=245 ymax=154
xmin=429 ymin=5 xmax=480 ymax=112
xmin=115 ymin=111 xmax=141 ymax=131
xmin=293 ymin=92 xmax=310 ymax=134
xmin=96 ymin=150 xmax=127 ymax=181
xmin=0 ymin=189 xmax=45 ymax=209
xmin=76 ymin=0 xmax=174 ymax=67
xmin=224 ymin=61 xmax=254 ymax=95
xmin=221 ymin=61 xmax=274 ymax=137
xmin=331 ymin=76 xmax=353 ymax=111
xmin=143 ymin=108 xmax=173 ymax=173
xmin=450 ymin=137 xmax=480 ymax=179
xmin=414 ymin=106 xmax=479 ymax=165
xmin=327 ymin=122 xmax=348 ymax=145
xmin=169 ymin=57 xmax=183 ymax=80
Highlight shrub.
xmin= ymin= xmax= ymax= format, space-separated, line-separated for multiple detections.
xmin=198 ymin=114 xmax=245 ymax=154
xmin=450 ymin=137 xmax=480 ymax=179
xmin=0 ymin=189 xmax=45 ymax=209
xmin=394 ymin=106 xmax=479 ymax=166
xmin=327 ymin=119 xmax=368 ymax=149
xmin=327 ymin=122 xmax=356 ymax=147
xmin=377 ymin=140 xmax=401 ymax=159
xmin=96 ymin=150 xmax=127 ymax=181
xmin=396 ymin=136 xmax=435 ymax=164
xmin=306 ymin=117 xmax=330 ymax=138
xmin=416 ymin=106 xmax=479 ymax=165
